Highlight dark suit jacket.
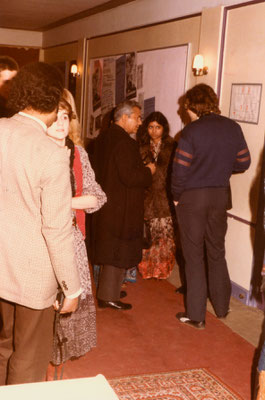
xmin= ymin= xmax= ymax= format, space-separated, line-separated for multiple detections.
xmin=91 ymin=123 xmax=152 ymax=268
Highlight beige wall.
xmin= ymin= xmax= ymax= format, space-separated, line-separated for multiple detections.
xmin=0 ymin=28 xmax=42 ymax=48
xmin=40 ymin=42 xmax=78 ymax=63
xmin=41 ymin=41 xmax=84 ymax=116
xmin=41 ymin=0 xmax=251 ymax=48
xmin=226 ymin=219 xmax=255 ymax=290
xmin=220 ymin=2 xmax=265 ymax=291
xmin=198 ymin=6 xmax=224 ymax=91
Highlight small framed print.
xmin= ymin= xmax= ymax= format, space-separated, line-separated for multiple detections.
xmin=229 ymin=83 xmax=262 ymax=124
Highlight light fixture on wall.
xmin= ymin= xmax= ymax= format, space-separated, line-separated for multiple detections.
xmin=70 ymin=64 xmax=80 ymax=77
xmin=192 ymin=54 xmax=208 ymax=76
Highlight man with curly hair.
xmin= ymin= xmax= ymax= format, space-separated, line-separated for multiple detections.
xmin=0 ymin=56 xmax=18 ymax=118
xmin=0 ymin=62 xmax=81 ymax=384
xmin=172 ymin=84 xmax=251 ymax=329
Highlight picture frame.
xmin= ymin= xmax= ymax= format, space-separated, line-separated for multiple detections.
xmin=229 ymin=83 xmax=262 ymax=125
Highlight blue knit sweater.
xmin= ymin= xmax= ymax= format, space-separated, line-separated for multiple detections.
xmin=171 ymin=113 xmax=251 ymax=201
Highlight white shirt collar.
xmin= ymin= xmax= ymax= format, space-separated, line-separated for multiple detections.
xmin=18 ymin=111 xmax=47 ymax=132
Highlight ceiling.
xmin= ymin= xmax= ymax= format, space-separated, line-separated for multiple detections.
xmin=0 ymin=0 xmax=135 ymax=32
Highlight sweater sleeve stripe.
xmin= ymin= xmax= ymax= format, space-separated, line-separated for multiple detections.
xmin=236 ymin=155 xmax=250 ymax=162
xmin=176 ymin=148 xmax=193 ymax=159
xmin=175 ymin=158 xmax=191 ymax=167
xmin=237 ymin=148 xmax=248 ymax=156
xmin=233 ymin=143 xmax=251 ymax=171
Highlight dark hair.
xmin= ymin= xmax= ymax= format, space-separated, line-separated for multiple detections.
xmin=65 ymin=136 xmax=76 ymax=197
xmin=57 ymin=97 xmax=76 ymax=196
xmin=7 ymin=62 xmax=63 ymax=113
xmin=0 ymin=56 xmax=18 ymax=72
xmin=137 ymin=111 xmax=170 ymax=146
xmin=184 ymin=83 xmax=221 ymax=117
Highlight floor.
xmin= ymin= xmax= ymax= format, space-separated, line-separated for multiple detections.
xmin=47 ymin=264 xmax=264 ymax=400
xmin=168 ymin=264 xmax=265 ymax=348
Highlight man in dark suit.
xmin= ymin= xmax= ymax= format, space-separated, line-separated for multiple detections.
xmin=91 ymin=100 xmax=155 ymax=310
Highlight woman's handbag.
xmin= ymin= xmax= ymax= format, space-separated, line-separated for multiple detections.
xmin=142 ymin=219 xmax=152 ymax=249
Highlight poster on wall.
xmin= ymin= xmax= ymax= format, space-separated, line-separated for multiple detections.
xmin=137 ymin=64 xmax=144 ymax=89
xmin=144 ymin=97 xmax=155 ymax=120
xmin=229 ymin=83 xmax=262 ymax=124
xmin=126 ymin=52 xmax=137 ymax=100
xmin=92 ymin=60 xmax=103 ymax=112
xmin=87 ymin=45 xmax=188 ymax=137
xmin=101 ymin=58 xmax=115 ymax=116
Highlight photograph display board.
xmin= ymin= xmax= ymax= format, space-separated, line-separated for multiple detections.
xmin=86 ymin=45 xmax=188 ymax=138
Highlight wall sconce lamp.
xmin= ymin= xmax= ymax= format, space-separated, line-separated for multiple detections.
xmin=192 ymin=54 xmax=208 ymax=76
xmin=70 ymin=64 xmax=80 ymax=77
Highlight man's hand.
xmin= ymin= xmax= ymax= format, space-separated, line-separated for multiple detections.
xmin=59 ymin=297 xmax=79 ymax=314
xmin=146 ymin=162 xmax=156 ymax=175
xmin=174 ymin=201 xmax=179 ymax=206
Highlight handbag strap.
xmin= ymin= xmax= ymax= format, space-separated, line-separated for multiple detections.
xmin=53 ymin=311 xmax=68 ymax=379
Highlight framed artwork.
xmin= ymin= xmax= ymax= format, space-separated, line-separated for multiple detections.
xmin=229 ymin=83 xmax=262 ymax=124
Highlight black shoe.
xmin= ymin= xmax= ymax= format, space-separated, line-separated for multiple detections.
xmin=120 ymin=290 xmax=127 ymax=299
xmin=97 ymin=300 xmax=132 ymax=310
xmin=217 ymin=308 xmax=231 ymax=319
xmin=175 ymin=285 xmax=186 ymax=294
xmin=176 ymin=312 xmax=205 ymax=330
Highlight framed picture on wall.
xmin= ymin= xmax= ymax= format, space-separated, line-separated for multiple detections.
xmin=229 ymin=83 xmax=262 ymax=124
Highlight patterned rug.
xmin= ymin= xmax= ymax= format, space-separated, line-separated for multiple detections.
xmin=109 ymin=368 xmax=242 ymax=400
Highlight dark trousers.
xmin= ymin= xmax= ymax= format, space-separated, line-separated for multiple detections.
xmin=176 ymin=188 xmax=231 ymax=322
xmin=0 ymin=298 xmax=54 ymax=385
xmin=97 ymin=265 xmax=125 ymax=302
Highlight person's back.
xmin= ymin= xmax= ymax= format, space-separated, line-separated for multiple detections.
xmin=0 ymin=114 xmax=76 ymax=308
xmin=172 ymin=83 xmax=250 ymax=330
xmin=0 ymin=62 xmax=80 ymax=385
xmin=179 ymin=112 xmax=249 ymax=191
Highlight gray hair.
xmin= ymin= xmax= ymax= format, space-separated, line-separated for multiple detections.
xmin=114 ymin=100 xmax=141 ymax=122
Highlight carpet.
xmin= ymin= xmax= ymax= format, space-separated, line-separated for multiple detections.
xmin=109 ymin=368 xmax=242 ymax=400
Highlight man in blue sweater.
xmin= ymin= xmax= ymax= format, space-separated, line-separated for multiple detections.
xmin=172 ymin=84 xmax=250 ymax=329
